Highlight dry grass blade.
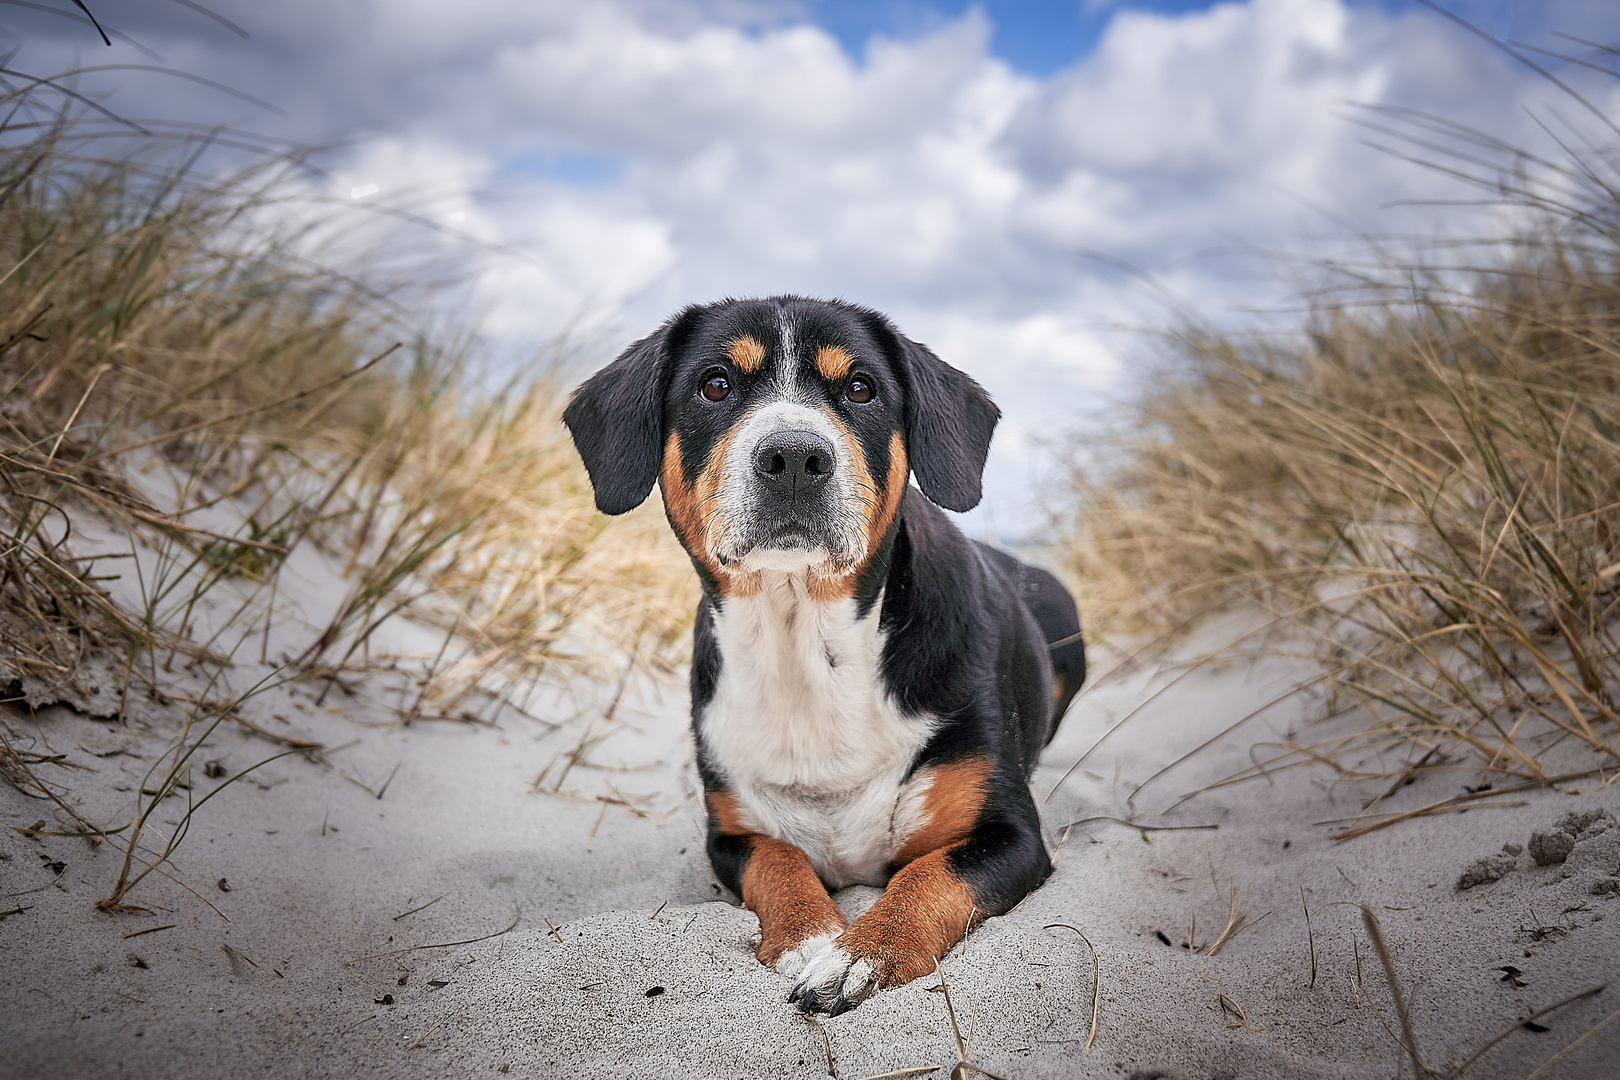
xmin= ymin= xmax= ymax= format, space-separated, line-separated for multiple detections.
xmin=1043 ymin=923 xmax=1101 ymax=1050
xmin=932 ymin=959 xmax=1014 ymax=1080
xmin=347 ymin=909 xmax=521 ymax=963
xmin=1057 ymin=815 xmax=1217 ymax=835
xmin=406 ymin=1016 xmax=449 ymax=1051
xmin=1523 ymin=1003 xmax=1620 ymax=1080
xmin=1301 ymin=888 xmax=1318 ymax=989
xmin=119 ymin=923 xmax=175 ymax=939
xmin=392 ymin=892 xmax=449 ymax=921
xmin=1447 ymin=983 xmax=1606 ymax=1077
xmin=805 ymin=1014 xmax=837 ymax=1079
xmin=1325 ymin=770 xmax=1603 ymax=840
xmin=1360 ymin=906 xmax=1432 ymax=1079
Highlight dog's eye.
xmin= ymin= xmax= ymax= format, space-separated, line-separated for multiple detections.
xmin=845 ymin=376 xmax=873 ymax=404
xmin=701 ymin=374 xmax=732 ymax=402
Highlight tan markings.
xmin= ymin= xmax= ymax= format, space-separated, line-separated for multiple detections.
xmin=707 ymin=789 xmax=751 ymax=836
xmin=1052 ymin=674 xmax=1066 ymax=706
xmin=660 ymin=429 xmax=760 ymax=598
xmin=894 ymin=756 xmax=991 ymax=864
xmin=805 ymin=563 xmax=854 ymax=604
xmin=727 ymin=336 xmax=765 ymax=373
xmin=804 ymin=423 xmax=907 ymax=604
xmin=659 ymin=431 xmax=702 ymax=556
xmin=742 ymin=837 xmax=850 ymax=967
xmin=833 ymin=846 xmax=980 ymax=989
xmin=814 ymin=344 xmax=853 ymax=381
xmin=867 ymin=431 xmax=907 ymax=559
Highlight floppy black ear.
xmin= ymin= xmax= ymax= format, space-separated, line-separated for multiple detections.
xmin=563 ymin=309 xmax=698 ymax=515
xmin=862 ymin=313 xmax=999 ymax=512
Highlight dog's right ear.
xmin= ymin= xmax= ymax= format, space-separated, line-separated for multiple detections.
xmin=564 ymin=307 xmax=700 ymax=515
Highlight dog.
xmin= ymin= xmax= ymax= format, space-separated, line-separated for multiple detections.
xmin=563 ymin=296 xmax=1084 ymax=1014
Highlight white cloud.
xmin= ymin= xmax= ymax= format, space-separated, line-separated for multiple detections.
xmin=9 ymin=0 xmax=1619 ymax=531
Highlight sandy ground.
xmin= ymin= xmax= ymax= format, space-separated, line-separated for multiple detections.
xmin=3 ymin=533 xmax=1619 ymax=1079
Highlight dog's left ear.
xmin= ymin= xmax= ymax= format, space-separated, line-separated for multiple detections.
xmin=861 ymin=313 xmax=999 ymax=512
xmin=564 ymin=307 xmax=701 ymax=515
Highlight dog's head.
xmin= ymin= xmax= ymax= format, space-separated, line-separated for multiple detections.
xmin=563 ymin=297 xmax=998 ymax=595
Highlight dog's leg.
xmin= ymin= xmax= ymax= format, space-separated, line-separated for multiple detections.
xmin=706 ymin=792 xmax=849 ymax=979
xmin=788 ymin=795 xmax=1050 ymax=1015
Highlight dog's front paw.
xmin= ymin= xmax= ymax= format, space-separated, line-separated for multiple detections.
xmin=768 ymin=932 xmax=838 ymax=980
xmin=787 ymin=931 xmax=939 ymax=1015
xmin=788 ymin=941 xmax=877 ymax=1015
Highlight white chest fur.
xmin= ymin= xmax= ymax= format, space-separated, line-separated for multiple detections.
xmin=700 ymin=572 xmax=937 ymax=889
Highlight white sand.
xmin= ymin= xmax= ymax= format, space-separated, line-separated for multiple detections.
xmin=3 ymin=536 xmax=1618 ymax=1079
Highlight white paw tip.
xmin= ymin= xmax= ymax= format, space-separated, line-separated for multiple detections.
xmin=774 ymin=933 xmax=837 ymax=979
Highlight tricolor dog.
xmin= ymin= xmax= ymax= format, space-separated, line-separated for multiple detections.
xmin=563 ymin=297 xmax=1084 ymax=1014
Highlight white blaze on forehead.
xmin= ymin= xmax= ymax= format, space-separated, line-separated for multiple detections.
xmin=776 ymin=307 xmax=797 ymax=380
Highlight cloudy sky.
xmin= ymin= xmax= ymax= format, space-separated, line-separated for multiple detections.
xmin=5 ymin=0 xmax=1619 ymax=534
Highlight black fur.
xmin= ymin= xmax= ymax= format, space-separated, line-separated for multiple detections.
xmin=566 ymin=296 xmax=1085 ymax=970
xmin=859 ymin=310 xmax=1001 ymax=513
xmin=562 ymin=306 xmax=700 ymax=515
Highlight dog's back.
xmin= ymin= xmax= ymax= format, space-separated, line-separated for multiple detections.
xmin=974 ymin=543 xmax=1084 ymax=739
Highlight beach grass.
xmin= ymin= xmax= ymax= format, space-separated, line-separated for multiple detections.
xmin=1057 ymin=88 xmax=1620 ymax=789
xmin=0 ymin=97 xmax=694 ymax=904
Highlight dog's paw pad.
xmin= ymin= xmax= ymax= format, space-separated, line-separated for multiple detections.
xmin=788 ymin=945 xmax=879 ymax=1014
xmin=772 ymin=933 xmax=837 ymax=980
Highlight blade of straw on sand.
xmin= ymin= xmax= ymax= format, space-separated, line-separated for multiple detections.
xmin=931 ymin=959 xmax=1014 ymax=1080
xmin=347 ymin=910 xmax=520 ymax=962
xmin=1058 ymin=815 xmax=1217 ymax=835
xmin=803 ymin=1014 xmax=836 ymax=1079
xmin=1361 ymin=905 xmax=1431 ymax=1080
xmin=1451 ymin=984 xmax=1605 ymax=1076
xmin=1326 ymin=770 xmax=1604 ymax=840
xmin=1044 ymin=923 xmax=1102 ymax=1050
xmin=1523 ymin=1004 xmax=1620 ymax=1080
xmin=1301 ymin=888 xmax=1318 ymax=989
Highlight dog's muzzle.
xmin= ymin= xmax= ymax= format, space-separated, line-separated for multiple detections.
xmin=743 ymin=428 xmax=841 ymax=554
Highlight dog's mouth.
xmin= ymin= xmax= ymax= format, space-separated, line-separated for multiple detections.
xmin=760 ymin=523 xmax=819 ymax=550
xmin=722 ymin=516 xmax=849 ymax=569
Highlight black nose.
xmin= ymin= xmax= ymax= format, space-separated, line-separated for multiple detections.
xmin=753 ymin=431 xmax=835 ymax=495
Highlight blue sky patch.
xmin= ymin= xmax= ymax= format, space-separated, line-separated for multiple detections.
xmin=500 ymin=148 xmax=625 ymax=186
xmin=807 ymin=1 xmax=1538 ymax=75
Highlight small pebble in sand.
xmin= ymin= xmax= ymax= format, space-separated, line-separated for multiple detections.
xmin=1529 ymin=808 xmax=1617 ymax=866
xmin=1530 ymin=830 xmax=1575 ymax=866
xmin=1456 ymin=851 xmax=1517 ymax=890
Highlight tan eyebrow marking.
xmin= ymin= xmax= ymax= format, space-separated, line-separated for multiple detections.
xmin=726 ymin=336 xmax=766 ymax=373
xmin=814 ymin=345 xmax=853 ymax=381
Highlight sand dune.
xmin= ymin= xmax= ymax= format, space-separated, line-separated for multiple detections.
xmin=4 ymin=546 xmax=1615 ymax=1079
